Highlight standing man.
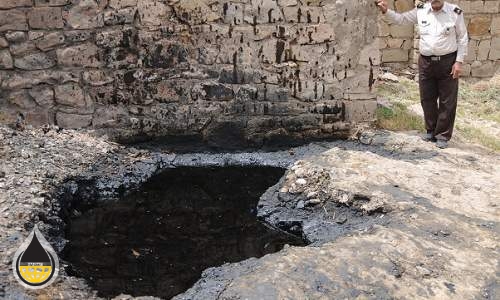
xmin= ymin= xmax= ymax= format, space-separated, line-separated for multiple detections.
xmin=376 ymin=0 xmax=468 ymax=149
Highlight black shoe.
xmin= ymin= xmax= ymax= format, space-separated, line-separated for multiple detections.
xmin=436 ymin=140 xmax=448 ymax=149
xmin=422 ymin=133 xmax=436 ymax=142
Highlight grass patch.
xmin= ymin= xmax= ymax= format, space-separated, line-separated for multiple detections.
xmin=376 ymin=102 xmax=425 ymax=132
xmin=456 ymin=125 xmax=500 ymax=152
xmin=458 ymin=76 xmax=500 ymax=122
xmin=377 ymin=77 xmax=420 ymax=106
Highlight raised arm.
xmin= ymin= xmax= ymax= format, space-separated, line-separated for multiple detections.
xmin=376 ymin=0 xmax=418 ymax=26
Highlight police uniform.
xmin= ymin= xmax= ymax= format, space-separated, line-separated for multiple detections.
xmin=385 ymin=1 xmax=468 ymax=142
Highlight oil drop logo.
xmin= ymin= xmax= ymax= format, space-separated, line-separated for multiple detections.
xmin=12 ymin=225 xmax=59 ymax=289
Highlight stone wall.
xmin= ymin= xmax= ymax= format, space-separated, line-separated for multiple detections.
xmin=379 ymin=0 xmax=500 ymax=78
xmin=0 ymin=0 xmax=379 ymax=147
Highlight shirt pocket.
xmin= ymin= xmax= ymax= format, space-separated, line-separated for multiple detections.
xmin=419 ymin=22 xmax=431 ymax=36
xmin=441 ymin=23 xmax=456 ymax=37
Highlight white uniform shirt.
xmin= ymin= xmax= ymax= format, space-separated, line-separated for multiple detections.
xmin=385 ymin=2 xmax=468 ymax=62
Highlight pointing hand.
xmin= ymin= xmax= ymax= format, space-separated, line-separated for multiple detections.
xmin=376 ymin=0 xmax=389 ymax=13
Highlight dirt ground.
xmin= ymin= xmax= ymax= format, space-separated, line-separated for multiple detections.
xmin=0 ymin=125 xmax=498 ymax=299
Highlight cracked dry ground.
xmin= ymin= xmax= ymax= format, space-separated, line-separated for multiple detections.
xmin=0 ymin=125 xmax=499 ymax=299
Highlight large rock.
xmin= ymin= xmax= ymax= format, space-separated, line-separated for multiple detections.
xmin=0 ymin=38 xmax=8 ymax=48
xmin=8 ymin=90 xmax=37 ymax=109
xmin=64 ymin=0 xmax=104 ymax=29
xmin=0 ymin=10 xmax=28 ymax=32
xmin=56 ymin=112 xmax=92 ymax=128
xmin=0 ymin=50 xmax=14 ymax=69
xmin=54 ymin=83 xmax=86 ymax=107
xmin=9 ymin=41 xmax=37 ymax=56
xmin=5 ymin=31 xmax=27 ymax=43
xmin=468 ymin=16 xmax=491 ymax=36
xmin=92 ymin=105 xmax=129 ymax=128
xmin=138 ymin=0 xmax=171 ymax=26
xmin=489 ymin=37 xmax=500 ymax=61
xmin=173 ymin=0 xmax=218 ymax=25
xmin=28 ymin=7 xmax=64 ymax=29
xmin=492 ymin=16 xmax=500 ymax=35
xmin=381 ymin=48 xmax=409 ymax=63
xmin=14 ymin=52 xmax=56 ymax=70
xmin=471 ymin=61 xmax=496 ymax=78
xmin=104 ymin=7 xmax=137 ymax=25
xmin=35 ymin=32 xmax=65 ymax=51
xmin=29 ymin=85 xmax=55 ymax=107
xmin=56 ymin=43 xmax=102 ymax=67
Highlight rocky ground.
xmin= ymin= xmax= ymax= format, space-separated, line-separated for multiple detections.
xmin=0 ymin=124 xmax=498 ymax=299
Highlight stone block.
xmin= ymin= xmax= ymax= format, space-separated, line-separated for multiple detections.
xmin=484 ymin=1 xmax=500 ymax=13
xmin=490 ymin=37 xmax=500 ymax=61
xmin=28 ymin=31 xmax=45 ymax=40
xmin=34 ymin=0 xmax=70 ymax=6
xmin=83 ymin=70 xmax=114 ymax=86
xmin=477 ymin=39 xmax=491 ymax=61
xmin=139 ymin=0 xmax=172 ymax=26
xmin=236 ymin=85 xmax=258 ymax=102
xmin=394 ymin=0 xmax=414 ymax=12
xmin=64 ymin=0 xmax=104 ymax=29
xmin=0 ymin=38 xmax=8 ymax=48
xmin=344 ymin=100 xmax=377 ymax=122
xmin=389 ymin=25 xmax=414 ymax=38
xmin=56 ymin=43 xmax=102 ymax=67
xmin=244 ymin=0 xmax=284 ymax=24
xmin=471 ymin=61 xmax=496 ymax=78
xmin=282 ymin=114 xmax=321 ymax=132
xmin=468 ymin=16 xmax=491 ymax=36
xmin=104 ymin=7 xmax=137 ymax=25
xmin=0 ymin=10 xmax=28 ymax=32
xmin=54 ymin=83 xmax=86 ymax=107
xmin=0 ymin=0 xmax=32 ymax=9
xmin=14 ymin=52 xmax=56 ymax=70
xmin=282 ymin=6 xmax=325 ymax=24
xmin=1 ymin=70 xmax=79 ymax=89
xmin=201 ymin=82 xmax=234 ymax=101
xmin=465 ymin=40 xmax=478 ymax=62
xmin=5 ymin=31 xmax=27 ymax=43
xmin=56 ymin=112 xmax=92 ymax=128
xmin=0 ymin=50 xmax=14 ymax=69
xmin=492 ymin=16 xmax=500 ymax=35
xmin=8 ymin=90 xmax=37 ymax=109
xmin=35 ymin=32 xmax=65 ymax=51
xmin=381 ymin=48 xmax=409 ymax=62
xmin=25 ymin=109 xmax=53 ymax=126
xmin=92 ymin=105 xmax=129 ymax=128
xmin=108 ymin=0 xmax=137 ymax=9
xmin=64 ymin=30 xmax=93 ymax=43
xmin=461 ymin=63 xmax=471 ymax=77
xmin=28 ymin=7 xmax=64 ymax=29
xmin=10 ymin=41 xmax=36 ymax=56
xmin=29 ymin=85 xmax=55 ymax=107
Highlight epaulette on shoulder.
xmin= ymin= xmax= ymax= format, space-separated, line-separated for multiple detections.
xmin=453 ymin=7 xmax=463 ymax=15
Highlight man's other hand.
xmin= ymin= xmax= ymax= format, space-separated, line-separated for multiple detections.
xmin=451 ymin=62 xmax=462 ymax=79
xmin=376 ymin=0 xmax=388 ymax=13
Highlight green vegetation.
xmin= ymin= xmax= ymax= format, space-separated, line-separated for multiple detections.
xmin=376 ymin=74 xmax=500 ymax=152
xmin=375 ymin=103 xmax=425 ymax=132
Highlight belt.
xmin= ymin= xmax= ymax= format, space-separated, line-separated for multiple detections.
xmin=421 ymin=51 xmax=457 ymax=61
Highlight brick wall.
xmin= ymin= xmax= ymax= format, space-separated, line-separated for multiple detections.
xmin=379 ymin=0 xmax=500 ymax=78
xmin=0 ymin=0 xmax=380 ymax=147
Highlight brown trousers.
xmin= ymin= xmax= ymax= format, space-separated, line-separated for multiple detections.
xmin=418 ymin=52 xmax=459 ymax=141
